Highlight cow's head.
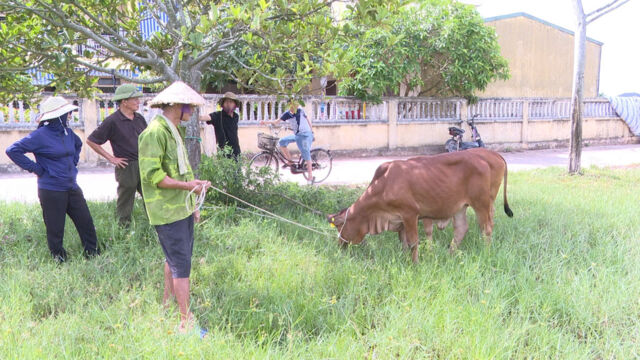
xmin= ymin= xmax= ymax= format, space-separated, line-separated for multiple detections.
xmin=327 ymin=207 xmax=364 ymax=247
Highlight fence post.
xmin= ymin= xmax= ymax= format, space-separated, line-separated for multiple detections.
xmin=460 ymin=99 xmax=469 ymax=134
xmin=521 ymin=100 xmax=529 ymax=149
xmin=461 ymin=99 xmax=469 ymax=122
xmin=303 ymin=101 xmax=314 ymax=122
xmin=200 ymin=102 xmax=216 ymax=156
xmin=387 ymin=99 xmax=398 ymax=149
xmin=82 ymin=99 xmax=99 ymax=165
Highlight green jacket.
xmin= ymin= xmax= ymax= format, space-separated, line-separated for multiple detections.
xmin=138 ymin=114 xmax=195 ymax=226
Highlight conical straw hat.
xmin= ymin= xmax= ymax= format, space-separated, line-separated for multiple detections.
xmin=148 ymin=81 xmax=206 ymax=108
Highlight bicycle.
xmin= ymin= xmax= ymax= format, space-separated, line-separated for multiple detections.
xmin=249 ymin=125 xmax=333 ymax=183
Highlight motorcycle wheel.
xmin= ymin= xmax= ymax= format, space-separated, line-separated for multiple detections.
xmin=444 ymin=139 xmax=459 ymax=152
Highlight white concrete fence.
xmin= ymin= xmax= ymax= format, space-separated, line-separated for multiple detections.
xmin=0 ymin=94 xmax=634 ymax=167
xmin=0 ymin=94 xmax=620 ymax=128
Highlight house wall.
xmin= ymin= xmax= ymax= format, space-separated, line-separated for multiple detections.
xmin=481 ymin=15 xmax=602 ymax=98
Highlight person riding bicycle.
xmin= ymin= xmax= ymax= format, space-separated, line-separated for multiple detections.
xmin=260 ymin=100 xmax=314 ymax=184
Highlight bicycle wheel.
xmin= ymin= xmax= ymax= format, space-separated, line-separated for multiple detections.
xmin=249 ymin=151 xmax=279 ymax=177
xmin=304 ymin=148 xmax=332 ymax=183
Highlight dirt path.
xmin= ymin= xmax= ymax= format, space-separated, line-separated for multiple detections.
xmin=1 ymin=144 xmax=639 ymax=203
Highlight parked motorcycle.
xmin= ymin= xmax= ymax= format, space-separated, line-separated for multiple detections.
xmin=444 ymin=114 xmax=485 ymax=152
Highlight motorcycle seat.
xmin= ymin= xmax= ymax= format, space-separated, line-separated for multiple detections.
xmin=448 ymin=126 xmax=465 ymax=136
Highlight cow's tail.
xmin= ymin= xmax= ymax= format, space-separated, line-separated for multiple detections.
xmin=502 ymin=156 xmax=514 ymax=218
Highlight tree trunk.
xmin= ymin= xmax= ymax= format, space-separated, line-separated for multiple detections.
xmin=569 ymin=1 xmax=587 ymax=175
xmin=185 ymin=109 xmax=202 ymax=174
xmin=182 ymin=69 xmax=204 ymax=174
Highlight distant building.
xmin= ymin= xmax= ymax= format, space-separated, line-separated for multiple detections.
xmin=481 ymin=12 xmax=602 ymax=98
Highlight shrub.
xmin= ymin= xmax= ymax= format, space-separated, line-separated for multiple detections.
xmin=198 ymin=149 xmax=360 ymax=217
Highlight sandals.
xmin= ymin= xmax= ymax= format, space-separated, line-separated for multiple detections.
xmin=193 ymin=325 xmax=208 ymax=339
xmin=178 ymin=322 xmax=208 ymax=339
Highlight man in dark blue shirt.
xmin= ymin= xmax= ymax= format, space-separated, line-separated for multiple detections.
xmin=260 ymin=101 xmax=314 ymax=184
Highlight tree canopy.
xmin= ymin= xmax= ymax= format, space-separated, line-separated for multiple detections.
xmin=335 ymin=0 xmax=510 ymax=102
xmin=0 ymin=0 xmax=347 ymax=169
xmin=1 ymin=0 xmax=509 ymax=102
xmin=0 ymin=0 xmax=340 ymax=99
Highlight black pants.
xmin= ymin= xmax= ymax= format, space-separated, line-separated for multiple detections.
xmin=38 ymin=187 xmax=100 ymax=258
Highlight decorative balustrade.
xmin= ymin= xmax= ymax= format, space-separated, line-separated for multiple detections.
xmin=0 ymin=96 xmax=84 ymax=129
xmin=96 ymin=95 xmax=161 ymax=124
xmin=308 ymin=97 xmax=386 ymax=122
xmin=468 ymin=98 xmax=523 ymax=121
xmin=527 ymin=99 xmax=570 ymax=120
xmin=206 ymin=95 xmax=382 ymax=124
xmin=98 ymin=94 xmax=384 ymax=124
xmin=398 ymin=98 xmax=462 ymax=122
xmin=212 ymin=95 xmax=288 ymax=124
xmin=1 ymin=94 xmax=622 ymax=132
xmin=584 ymin=99 xmax=618 ymax=118
xmin=526 ymin=98 xmax=617 ymax=120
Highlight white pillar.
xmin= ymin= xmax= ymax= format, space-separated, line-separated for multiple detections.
xmin=388 ymin=99 xmax=398 ymax=149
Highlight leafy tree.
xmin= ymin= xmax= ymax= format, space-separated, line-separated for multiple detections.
xmin=0 ymin=0 xmax=342 ymax=170
xmin=335 ymin=0 xmax=509 ymax=102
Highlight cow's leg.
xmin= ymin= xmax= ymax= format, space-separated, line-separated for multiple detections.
xmin=398 ymin=225 xmax=409 ymax=251
xmin=449 ymin=206 xmax=469 ymax=254
xmin=422 ymin=219 xmax=434 ymax=249
xmin=403 ymin=216 xmax=420 ymax=263
xmin=474 ymin=204 xmax=494 ymax=246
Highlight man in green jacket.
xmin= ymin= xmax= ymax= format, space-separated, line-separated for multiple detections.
xmin=138 ymin=81 xmax=210 ymax=335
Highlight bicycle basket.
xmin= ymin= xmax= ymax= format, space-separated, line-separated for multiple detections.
xmin=257 ymin=132 xmax=279 ymax=151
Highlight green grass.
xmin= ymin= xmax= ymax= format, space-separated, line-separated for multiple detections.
xmin=1 ymin=167 xmax=640 ymax=359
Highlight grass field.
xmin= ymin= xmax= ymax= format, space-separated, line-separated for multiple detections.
xmin=1 ymin=167 xmax=639 ymax=359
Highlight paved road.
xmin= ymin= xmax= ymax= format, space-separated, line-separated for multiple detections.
xmin=1 ymin=144 xmax=639 ymax=203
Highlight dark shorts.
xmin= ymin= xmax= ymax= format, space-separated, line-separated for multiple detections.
xmin=155 ymin=215 xmax=194 ymax=278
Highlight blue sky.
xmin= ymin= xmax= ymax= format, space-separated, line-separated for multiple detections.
xmin=466 ymin=0 xmax=639 ymax=96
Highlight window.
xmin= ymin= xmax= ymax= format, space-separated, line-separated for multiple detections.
xmin=97 ymin=77 xmax=121 ymax=86
xmin=325 ymin=80 xmax=337 ymax=96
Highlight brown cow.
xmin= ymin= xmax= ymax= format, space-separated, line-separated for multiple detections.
xmin=328 ymin=148 xmax=513 ymax=263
